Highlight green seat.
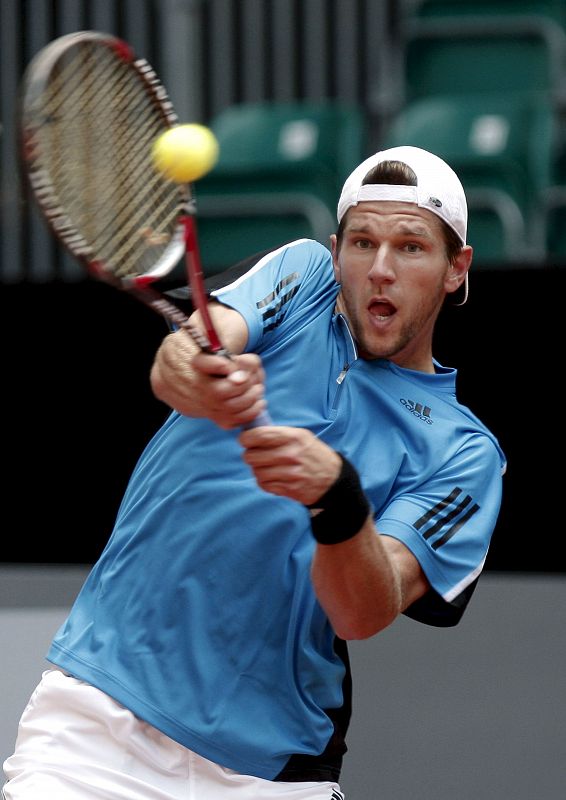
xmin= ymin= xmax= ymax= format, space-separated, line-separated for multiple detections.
xmin=409 ymin=0 xmax=566 ymax=27
xmin=194 ymin=101 xmax=367 ymax=275
xmin=383 ymin=92 xmax=557 ymax=264
xmin=402 ymin=11 xmax=566 ymax=104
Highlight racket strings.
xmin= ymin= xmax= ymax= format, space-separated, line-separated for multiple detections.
xmin=26 ymin=39 xmax=182 ymax=279
xmin=41 ymin=51 xmax=129 ymax=236
xmin=75 ymin=47 xmax=178 ymax=273
xmin=82 ymin=58 xmax=174 ymax=272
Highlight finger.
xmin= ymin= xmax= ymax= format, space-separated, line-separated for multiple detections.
xmin=220 ymin=382 xmax=266 ymax=412
xmin=191 ymin=352 xmax=235 ymax=377
xmin=239 ymin=425 xmax=297 ymax=449
xmin=227 ymin=370 xmax=249 ymax=385
xmin=213 ymin=398 xmax=269 ymax=430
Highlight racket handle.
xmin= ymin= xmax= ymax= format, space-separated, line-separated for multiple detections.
xmin=244 ymin=408 xmax=273 ymax=429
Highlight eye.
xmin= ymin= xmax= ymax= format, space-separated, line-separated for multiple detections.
xmin=404 ymin=241 xmax=422 ymax=253
xmin=355 ymin=238 xmax=373 ymax=250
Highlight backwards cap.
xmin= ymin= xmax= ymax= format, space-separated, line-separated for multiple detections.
xmin=337 ymin=145 xmax=469 ymax=303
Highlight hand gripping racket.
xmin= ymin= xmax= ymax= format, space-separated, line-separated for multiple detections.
xmin=19 ymin=30 xmax=271 ymax=427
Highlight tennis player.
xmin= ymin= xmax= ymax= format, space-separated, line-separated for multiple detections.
xmin=3 ymin=146 xmax=506 ymax=799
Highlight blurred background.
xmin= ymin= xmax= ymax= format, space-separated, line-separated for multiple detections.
xmin=1 ymin=1 xmax=565 ymax=798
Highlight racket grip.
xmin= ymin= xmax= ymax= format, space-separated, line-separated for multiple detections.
xmin=244 ymin=408 xmax=273 ymax=429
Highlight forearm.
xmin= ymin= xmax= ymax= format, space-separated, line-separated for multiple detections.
xmin=306 ymin=455 xmax=429 ymax=639
xmin=311 ymin=519 xmax=403 ymax=640
xmin=191 ymin=301 xmax=249 ymax=355
xmin=239 ymin=429 xmax=428 ymax=637
xmin=149 ymin=305 xmax=267 ymax=426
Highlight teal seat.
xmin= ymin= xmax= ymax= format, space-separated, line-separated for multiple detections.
xmin=402 ymin=11 xmax=566 ymax=105
xmin=409 ymin=0 xmax=566 ymax=27
xmin=194 ymin=101 xmax=367 ymax=275
xmin=383 ymin=92 xmax=557 ymax=264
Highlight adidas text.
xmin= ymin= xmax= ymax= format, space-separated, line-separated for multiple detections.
xmin=400 ymin=398 xmax=433 ymax=424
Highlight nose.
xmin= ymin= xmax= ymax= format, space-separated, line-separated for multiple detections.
xmin=367 ymin=245 xmax=396 ymax=284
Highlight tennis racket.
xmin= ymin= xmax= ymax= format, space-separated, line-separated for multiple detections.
xmin=19 ymin=30 xmax=271 ymax=427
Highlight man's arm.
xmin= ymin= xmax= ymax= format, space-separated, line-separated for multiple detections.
xmin=149 ymin=302 xmax=268 ymax=428
xmin=311 ymin=527 xmax=429 ymax=640
xmin=239 ymin=425 xmax=430 ymax=640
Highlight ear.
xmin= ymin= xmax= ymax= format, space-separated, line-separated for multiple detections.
xmin=445 ymin=245 xmax=473 ymax=297
xmin=330 ymin=234 xmax=341 ymax=284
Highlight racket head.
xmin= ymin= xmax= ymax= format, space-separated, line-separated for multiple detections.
xmin=19 ymin=30 xmax=188 ymax=289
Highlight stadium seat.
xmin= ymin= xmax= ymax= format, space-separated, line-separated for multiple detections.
xmin=400 ymin=9 xmax=566 ymax=109
xmin=382 ymin=91 xmax=557 ymax=264
xmin=406 ymin=0 xmax=566 ymax=27
xmin=194 ymin=101 xmax=367 ymax=274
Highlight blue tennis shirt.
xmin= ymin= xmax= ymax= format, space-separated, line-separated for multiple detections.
xmin=48 ymin=239 xmax=506 ymax=780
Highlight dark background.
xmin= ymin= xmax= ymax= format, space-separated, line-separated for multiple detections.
xmin=2 ymin=265 xmax=560 ymax=571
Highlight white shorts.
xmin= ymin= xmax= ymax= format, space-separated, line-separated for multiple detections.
xmin=2 ymin=670 xmax=345 ymax=800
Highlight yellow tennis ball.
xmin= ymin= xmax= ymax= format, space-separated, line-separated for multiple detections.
xmin=152 ymin=123 xmax=219 ymax=183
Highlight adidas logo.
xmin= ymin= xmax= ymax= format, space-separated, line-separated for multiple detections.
xmin=400 ymin=398 xmax=433 ymax=424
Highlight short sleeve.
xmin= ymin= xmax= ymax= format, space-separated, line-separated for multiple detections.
xmin=377 ymin=432 xmax=503 ymax=627
xmin=211 ymin=239 xmax=337 ymax=353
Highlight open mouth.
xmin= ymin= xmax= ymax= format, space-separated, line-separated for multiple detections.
xmin=368 ymin=299 xmax=396 ymax=321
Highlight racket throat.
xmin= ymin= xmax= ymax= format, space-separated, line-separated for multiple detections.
xmin=181 ymin=213 xmax=225 ymax=354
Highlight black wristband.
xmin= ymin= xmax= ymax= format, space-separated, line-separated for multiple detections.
xmin=306 ymin=453 xmax=371 ymax=545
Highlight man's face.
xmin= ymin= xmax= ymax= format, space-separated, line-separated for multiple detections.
xmin=331 ymin=201 xmax=469 ymax=372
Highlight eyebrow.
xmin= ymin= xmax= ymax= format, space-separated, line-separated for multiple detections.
xmin=346 ymin=221 xmax=433 ymax=238
xmin=345 ymin=223 xmax=372 ymax=234
xmin=396 ymin=223 xmax=432 ymax=238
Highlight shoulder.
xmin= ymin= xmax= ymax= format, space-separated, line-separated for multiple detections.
xmin=205 ymin=240 xmax=336 ymax=351
xmin=211 ymin=239 xmax=332 ymax=297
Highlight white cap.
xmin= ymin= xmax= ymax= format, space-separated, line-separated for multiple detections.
xmin=337 ymin=145 xmax=468 ymax=245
